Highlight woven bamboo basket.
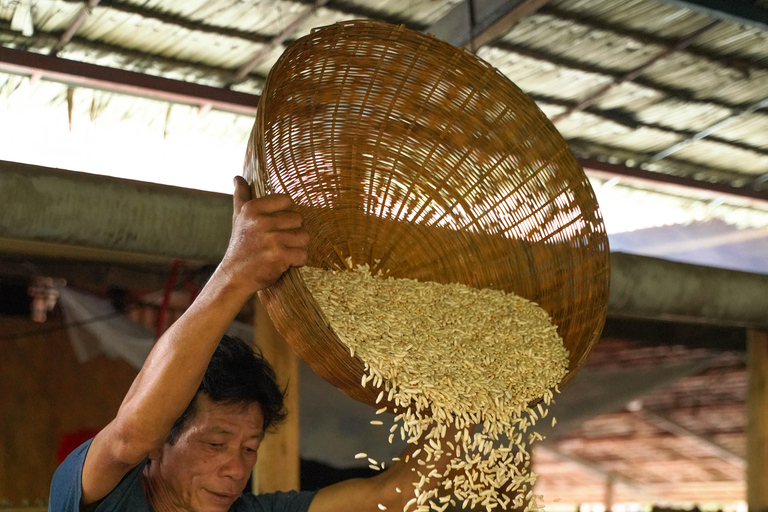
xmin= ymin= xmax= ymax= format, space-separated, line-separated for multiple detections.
xmin=244 ymin=20 xmax=610 ymax=409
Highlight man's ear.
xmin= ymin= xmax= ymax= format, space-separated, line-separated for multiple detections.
xmin=148 ymin=445 xmax=164 ymax=462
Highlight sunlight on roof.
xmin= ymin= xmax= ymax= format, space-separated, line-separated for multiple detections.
xmin=590 ymin=177 xmax=768 ymax=234
xmin=0 ymin=76 xmax=249 ymax=194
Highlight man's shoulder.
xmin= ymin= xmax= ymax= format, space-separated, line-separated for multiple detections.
xmin=235 ymin=490 xmax=316 ymax=512
xmin=49 ymin=439 xmax=151 ymax=512
xmin=50 ymin=440 xmax=94 ymax=512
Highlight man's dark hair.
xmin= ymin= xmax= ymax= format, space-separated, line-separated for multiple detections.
xmin=166 ymin=334 xmax=287 ymax=445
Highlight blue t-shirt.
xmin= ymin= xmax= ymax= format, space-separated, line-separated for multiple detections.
xmin=49 ymin=440 xmax=315 ymax=512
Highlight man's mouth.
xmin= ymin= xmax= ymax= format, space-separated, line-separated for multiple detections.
xmin=206 ymin=489 xmax=239 ymax=503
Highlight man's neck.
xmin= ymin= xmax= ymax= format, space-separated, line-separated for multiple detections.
xmin=141 ymin=462 xmax=183 ymax=512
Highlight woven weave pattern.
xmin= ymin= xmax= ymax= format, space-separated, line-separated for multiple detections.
xmin=244 ymin=20 xmax=610 ymax=408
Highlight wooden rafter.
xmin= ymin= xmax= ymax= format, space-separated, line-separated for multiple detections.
xmin=530 ymin=91 xmax=768 ymax=159
xmin=229 ymin=0 xmax=329 ymax=87
xmin=491 ymin=40 xmax=765 ymax=117
xmin=0 ymin=22 xmax=258 ymax=87
xmin=0 ymin=45 xmax=260 ymax=115
xmin=655 ymin=0 xmax=768 ymax=32
xmin=50 ymin=0 xmax=101 ymax=56
xmin=549 ymin=21 xmax=721 ymax=124
xmin=465 ymin=0 xmax=550 ymax=51
xmin=427 ymin=0 xmax=550 ymax=49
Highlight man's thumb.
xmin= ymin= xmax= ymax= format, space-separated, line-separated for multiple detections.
xmin=232 ymin=176 xmax=252 ymax=219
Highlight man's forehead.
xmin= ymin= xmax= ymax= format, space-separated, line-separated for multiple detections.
xmin=200 ymin=423 xmax=264 ymax=439
xmin=193 ymin=396 xmax=265 ymax=437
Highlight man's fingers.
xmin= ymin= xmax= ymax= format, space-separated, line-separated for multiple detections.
xmin=244 ymin=193 xmax=296 ymax=215
xmin=275 ymin=228 xmax=310 ymax=249
xmin=285 ymin=247 xmax=308 ymax=268
xmin=232 ymin=176 xmax=252 ymax=222
xmin=266 ymin=211 xmax=304 ymax=231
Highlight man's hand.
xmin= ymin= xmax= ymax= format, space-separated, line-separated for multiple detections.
xmin=309 ymin=422 xmax=466 ymax=512
xmin=219 ymin=176 xmax=309 ymax=294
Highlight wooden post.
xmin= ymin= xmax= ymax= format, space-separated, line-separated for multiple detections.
xmin=747 ymin=329 xmax=768 ymax=512
xmin=604 ymin=474 xmax=614 ymax=512
xmin=252 ymin=298 xmax=301 ymax=494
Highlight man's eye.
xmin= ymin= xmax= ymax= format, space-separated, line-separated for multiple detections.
xmin=208 ymin=442 xmax=225 ymax=448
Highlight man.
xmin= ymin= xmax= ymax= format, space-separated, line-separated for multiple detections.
xmin=50 ymin=176 xmax=426 ymax=512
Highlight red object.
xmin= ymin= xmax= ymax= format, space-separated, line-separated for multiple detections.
xmin=57 ymin=428 xmax=102 ymax=463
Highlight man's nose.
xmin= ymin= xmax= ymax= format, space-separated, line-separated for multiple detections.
xmin=221 ymin=451 xmax=249 ymax=481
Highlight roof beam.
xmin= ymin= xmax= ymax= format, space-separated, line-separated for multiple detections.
xmin=609 ymin=252 xmax=768 ymax=329
xmin=654 ymin=0 xmax=768 ymax=32
xmin=652 ymin=96 xmax=768 ymax=161
xmin=229 ymin=0 xmax=328 ymax=87
xmin=491 ymin=40 xmax=757 ymax=118
xmin=640 ymin=409 xmax=745 ymax=468
xmin=51 ymin=0 xmax=101 ymax=56
xmin=580 ymin=158 xmax=768 ymax=206
xmin=4 ymin=160 xmax=768 ymax=329
xmin=0 ymin=45 xmax=260 ymax=116
xmin=465 ymin=0 xmax=549 ymax=50
xmin=538 ymin=5 xmax=768 ymax=78
xmin=550 ymin=21 xmax=720 ymax=124
xmin=531 ymin=91 xmax=768 ymax=159
xmin=427 ymin=0 xmax=549 ymax=49
xmin=601 ymin=317 xmax=746 ymax=351
xmin=60 ymin=0 xmax=271 ymax=44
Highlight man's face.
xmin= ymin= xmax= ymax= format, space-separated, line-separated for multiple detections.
xmin=150 ymin=394 xmax=265 ymax=512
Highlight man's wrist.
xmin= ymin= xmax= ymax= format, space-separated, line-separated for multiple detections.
xmin=203 ymin=265 xmax=257 ymax=307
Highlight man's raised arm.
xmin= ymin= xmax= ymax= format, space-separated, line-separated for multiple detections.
xmin=80 ymin=176 xmax=308 ymax=505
